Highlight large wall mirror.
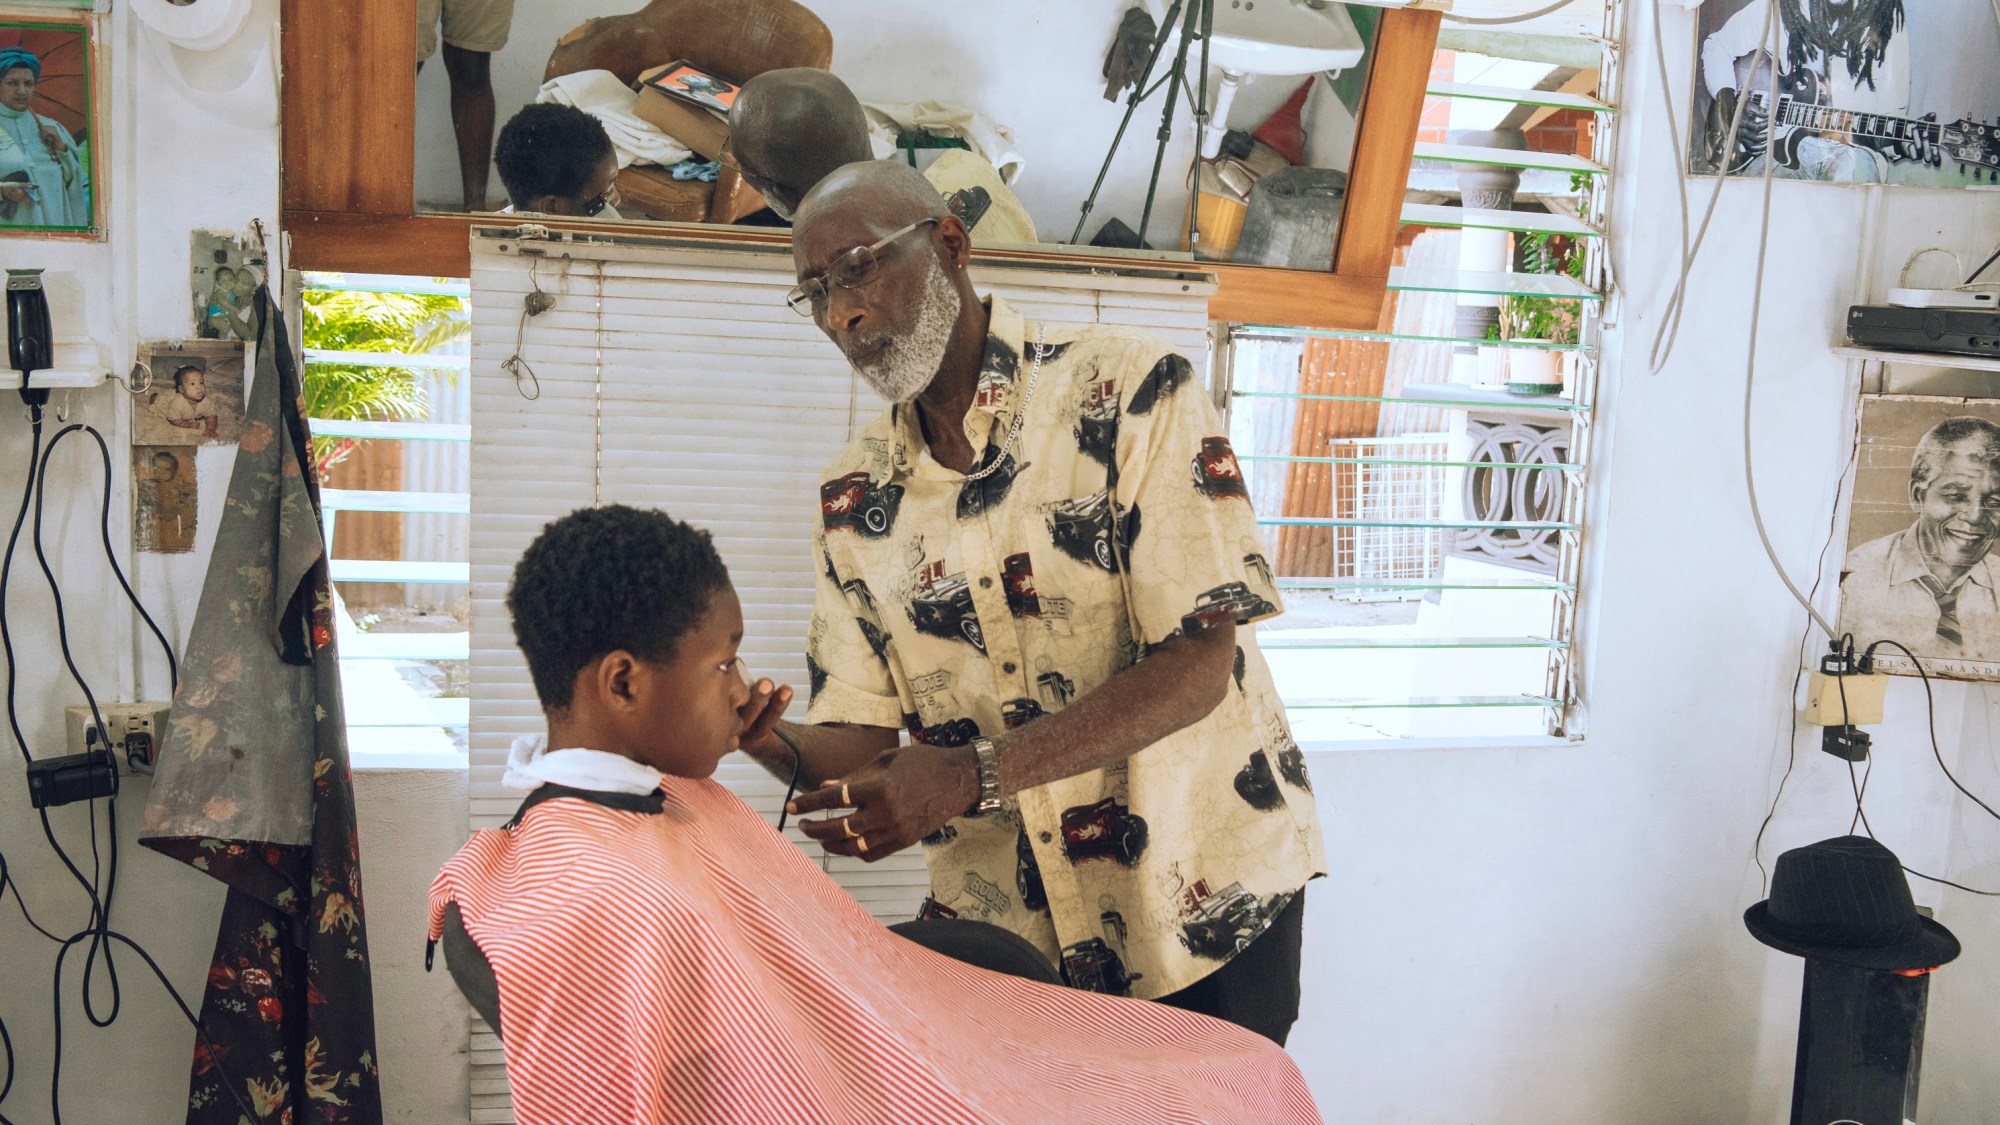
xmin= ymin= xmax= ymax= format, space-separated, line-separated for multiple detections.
xmin=283 ymin=0 xmax=1440 ymax=328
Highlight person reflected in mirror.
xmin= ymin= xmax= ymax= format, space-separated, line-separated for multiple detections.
xmin=726 ymin=69 xmax=1037 ymax=243
xmin=0 ymin=47 xmax=88 ymax=227
xmin=417 ymin=0 xmax=516 ymax=210
xmin=1842 ymin=417 xmax=2000 ymax=658
xmin=495 ymin=103 xmax=623 ymax=219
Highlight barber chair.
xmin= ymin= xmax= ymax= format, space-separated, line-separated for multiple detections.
xmin=543 ymin=0 xmax=833 ymax=224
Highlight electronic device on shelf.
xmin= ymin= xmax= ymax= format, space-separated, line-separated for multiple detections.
xmin=1886 ymin=287 xmax=1998 ymax=310
xmin=1846 ymin=304 xmax=2000 ymax=358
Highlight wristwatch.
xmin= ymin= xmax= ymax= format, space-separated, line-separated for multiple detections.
xmin=966 ymin=736 xmax=1002 ymax=817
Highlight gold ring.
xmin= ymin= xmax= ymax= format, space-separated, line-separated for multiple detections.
xmin=841 ymin=816 xmax=857 ymax=839
xmin=855 ymin=834 xmax=868 ymax=852
xmin=840 ymin=782 xmax=852 ymax=806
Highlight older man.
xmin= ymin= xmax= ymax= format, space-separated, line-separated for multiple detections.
xmin=735 ymin=161 xmax=1324 ymax=1044
xmin=1841 ymin=416 xmax=2000 ymax=660
xmin=725 ymin=69 xmax=1038 ymax=243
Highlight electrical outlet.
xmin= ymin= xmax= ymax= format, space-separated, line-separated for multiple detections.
xmin=65 ymin=703 xmax=171 ymax=770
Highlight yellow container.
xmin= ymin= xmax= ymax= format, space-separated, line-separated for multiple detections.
xmin=1183 ymin=160 xmax=1251 ymax=259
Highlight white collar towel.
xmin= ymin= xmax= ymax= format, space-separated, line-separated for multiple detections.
xmin=536 ymin=70 xmax=693 ymax=171
xmin=503 ymin=734 xmax=666 ymax=796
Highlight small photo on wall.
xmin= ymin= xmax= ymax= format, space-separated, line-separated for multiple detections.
xmin=190 ymin=229 xmax=264 ymax=341
xmin=1838 ymin=396 xmax=2000 ymax=681
xmin=133 ymin=445 xmax=196 ymax=554
xmin=0 ymin=16 xmax=97 ymax=236
xmin=133 ymin=340 xmax=246 ymax=447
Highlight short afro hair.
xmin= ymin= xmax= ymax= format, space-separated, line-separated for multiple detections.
xmin=507 ymin=505 xmax=732 ymax=710
xmin=495 ymin=103 xmax=616 ymax=210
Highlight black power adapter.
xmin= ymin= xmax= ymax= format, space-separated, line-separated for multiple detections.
xmin=26 ymin=748 xmax=119 ymax=808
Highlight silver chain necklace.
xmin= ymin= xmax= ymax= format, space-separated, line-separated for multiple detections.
xmin=961 ymin=324 xmax=1048 ymax=483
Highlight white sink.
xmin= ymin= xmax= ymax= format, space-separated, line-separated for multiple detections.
xmin=1149 ymin=0 xmax=1367 ymax=78
xmin=1143 ymin=0 xmax=1367 ymax=156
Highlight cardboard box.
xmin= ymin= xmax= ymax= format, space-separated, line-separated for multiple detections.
xmin=634 ymin=63 xmax=730 ymax=161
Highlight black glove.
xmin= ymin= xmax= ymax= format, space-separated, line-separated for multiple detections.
xmin=1103 ymin=6 xmax=1158 ymax=102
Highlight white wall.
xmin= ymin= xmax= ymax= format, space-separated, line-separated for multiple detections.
xmin=1280 ymin=5 xmax=2000 ymax=1121
xmin=416 ymin=0 xmax=1332 ymax=242
xmin=0 ymin=6 xmax=470 ymax=1124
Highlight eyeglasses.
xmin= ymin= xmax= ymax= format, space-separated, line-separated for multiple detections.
xmin=580 ymin=181 xmax=622 ymax=218
xmin=786 ymin=217 xmax=940 ymax=316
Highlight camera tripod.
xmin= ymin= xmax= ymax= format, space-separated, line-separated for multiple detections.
xmin=1071 ymin=0 xmax=1216 ymax=252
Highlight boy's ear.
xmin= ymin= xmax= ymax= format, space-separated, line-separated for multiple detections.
xmin=596 ymin=651 xmax=641 ymax=709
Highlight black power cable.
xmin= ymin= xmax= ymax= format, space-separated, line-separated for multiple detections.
xmin=0 ymin=418 xmax=265 ymax=1125
xmin=1844 ymin=639 xmax=2000 ymax=897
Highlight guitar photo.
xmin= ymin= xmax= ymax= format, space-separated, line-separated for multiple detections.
xmin=1699 ymin=50 xmax=2000 ymax=180
xmin=1688 ymin=0 xmax=2000 ymax=187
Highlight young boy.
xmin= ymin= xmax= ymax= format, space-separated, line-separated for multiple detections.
xmin=493 ymin=102 xmax=622 ymax=219
xmin=429 ymin=505 xmax=1319 ymax=1125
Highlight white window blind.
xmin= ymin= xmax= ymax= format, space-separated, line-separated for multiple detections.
xmin=465 ymin=226 xmax=1214 ymax=1124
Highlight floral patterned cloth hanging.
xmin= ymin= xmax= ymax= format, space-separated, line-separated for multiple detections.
xmin=140 ymin=286 xmax=382 ymax=1125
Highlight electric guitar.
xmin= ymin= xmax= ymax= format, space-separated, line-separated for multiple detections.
xmin=1701 ymin=50 xmax=2000 ymax=181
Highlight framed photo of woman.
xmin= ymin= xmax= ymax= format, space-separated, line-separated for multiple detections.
xmin=0 ymin=14 xmax=98 ymax=238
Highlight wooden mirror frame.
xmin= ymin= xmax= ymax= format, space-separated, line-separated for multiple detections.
xmin=281 ymin=0 xmax=1439 ymax=329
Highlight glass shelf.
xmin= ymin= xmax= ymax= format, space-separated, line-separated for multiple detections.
xmin=1285 ymin=695 xmax=1562 ymax=710
xmin=1425 ymin=81 xmax=1612 ymax=113
xmin=1227 ymin=328 xmax=1594 ymax=351
xmin=1257 ymin=635 xmax=1568 ymax=650
xmin=1412 ymin=141 xmax=1606 ymax=176
xmin=1388 ymin=265 xmax=1601 ymax=301
xmin=1274 ymin=576 xmax=1574 ymax=593
xmin=1240 ymin=453 xmax=1581 ymax=471
xmin=1401 ymin=203 xmax=1602 ymax=238
xmin=1257 ymin=516 xmax=1578 ymax=531
xmin=1233 ymin=389 xmax=1584 ymax=413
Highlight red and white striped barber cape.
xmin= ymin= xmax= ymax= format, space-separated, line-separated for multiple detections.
xmin=427 ymin=777 xmax=1322 ymax=1125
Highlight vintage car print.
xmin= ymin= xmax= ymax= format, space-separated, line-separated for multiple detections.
xmin=1001 ymin=552 xmax=1040 ymax=618
xmin=1046 ymin=491 xmax=1141 ymax=573
xmin=1191 ymin=436 xmax=1250 ymax=501
xmin=1060 ymin=797 xmax=1149 ymax=866
xmin=1232 ymin=751 xmax=1284 ymax=811
xmin=1180 ymin=581 xmax=1278 ymax=635
xmin=1000 ymin=697 xmax=1046 ymax=729
xmin=908 ymin=572 xmax=986 ymax=651
xmin=912 ymin=716 xmax=981 ymax=747
xmin=1179 ymin=882 xmax=1279 ymax=961
xmin=1074 ymin=399 xmax=1119 ymax=468
xmin=1016 ymin=827 xmax=1048 ymax=912
xmin=820 ymin=472 xmax=905 ymax=537
xmin=1062 ymin=937 xmax=1142 ymax=996
xmin=957 ymin=450 xmax=1027 ymax=520
xmin=1126 ymin=352 xmax=1193 ymax=415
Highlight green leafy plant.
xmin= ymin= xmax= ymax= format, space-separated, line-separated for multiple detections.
xmin=1497 ymin=233 xmax=1583 ymax=344
xmin=300 ymin=285 xmax=468 ymax=475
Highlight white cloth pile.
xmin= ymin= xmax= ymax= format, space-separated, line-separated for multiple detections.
xmin=536 ymin=70 xmax=693 ymax=170
xmin=863 ymin=100 xmax=1026 ymax=184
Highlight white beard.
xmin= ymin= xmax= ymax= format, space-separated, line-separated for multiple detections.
xmin=850 ymin=255 xmax=960 ymax=404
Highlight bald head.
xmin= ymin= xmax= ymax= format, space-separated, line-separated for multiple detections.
xmin=793 ymin=160 xmax=949 ymax=246
xmin=727 ymin=69 xmax=873 ymax=219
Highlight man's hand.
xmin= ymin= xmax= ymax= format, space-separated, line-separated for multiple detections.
xmin=734 ymin=677 xmax=793 ymax=757
xmin=0 ymin=183 xmax=25 ymax=205
xmin=789 ymin=744 xmax=978 ymax=862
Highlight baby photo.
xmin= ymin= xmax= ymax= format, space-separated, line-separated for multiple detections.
xmin=190 ymin=228 xmax=264 ymax=341
xmin=132 ymin=339 xmax=246 ymax=447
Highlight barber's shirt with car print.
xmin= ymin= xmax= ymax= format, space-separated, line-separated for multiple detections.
xmin=807 ymin=296 xmax=1326 ymax=999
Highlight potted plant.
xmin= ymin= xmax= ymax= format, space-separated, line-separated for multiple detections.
xmin=1496 ymin=233 xmax=1582 ymax=395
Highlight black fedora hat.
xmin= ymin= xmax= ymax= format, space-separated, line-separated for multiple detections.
xmin=1745 ymin=835 xmax=1960 ymax=971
